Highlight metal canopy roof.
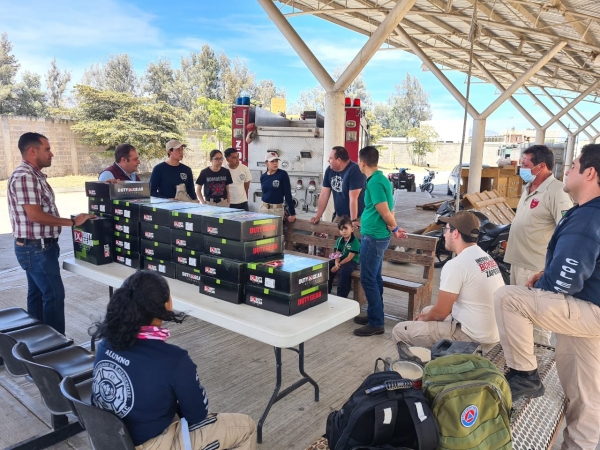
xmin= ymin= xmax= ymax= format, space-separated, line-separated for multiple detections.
xmin=276 ymin=0 xmax=600 ymax=101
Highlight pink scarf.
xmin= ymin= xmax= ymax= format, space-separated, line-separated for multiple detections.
xmin=137 ymin=325 xmax=170 ymax=341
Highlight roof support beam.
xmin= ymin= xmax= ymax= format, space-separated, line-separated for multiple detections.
xmin=334 ymin=0 xmax=417 ymax=91
xmin=480 ymin=41 xmax=566 ymax=119
xmin=557 ymin=97 xmax=600 ymax=137
xmin=541 ymin=89 xmax=594 ymax=140
xmin=521 ymin=86 xmax=573 ymax=136
xmin=573 ymin=111 xmax=600 ymax=137
xmin=540 ymin=81 xmax=600 ymax=131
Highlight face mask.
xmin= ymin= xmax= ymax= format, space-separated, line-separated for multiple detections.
xmin=519 ymin=165 xmax=539 ymax=183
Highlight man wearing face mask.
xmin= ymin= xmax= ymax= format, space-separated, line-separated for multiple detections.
xmin=504 ymin=145 xmax=573 ymax=344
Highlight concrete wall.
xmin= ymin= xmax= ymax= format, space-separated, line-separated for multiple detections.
xmin=378 ymin=140 xmax=504 ymax=168
xmin=0 ymin=115 xmax=214 ymax=180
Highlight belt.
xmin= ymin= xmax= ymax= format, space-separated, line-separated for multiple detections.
xmin=262 ymin=203 xmax=283 ymax=209
xmin=207 ymin=198 xmax=224 ymax=204
xmin=16 ymin=237 xmax=59 ymax=245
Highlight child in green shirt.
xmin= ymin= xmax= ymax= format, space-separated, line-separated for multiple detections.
xmin=328 ymin=216 xmax=361 ymax=297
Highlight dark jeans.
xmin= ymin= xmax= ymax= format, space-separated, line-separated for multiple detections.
xmin=14 ymin=240 xmax=65 ymax=334
xmin=328 ymin=259 xmax=357 ymax=298
xmin=360 ymin=234 xmax=390 ymax=327
xmin=230 ymin=201 xmax=249 ymax=211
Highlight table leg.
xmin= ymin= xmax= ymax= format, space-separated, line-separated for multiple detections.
xmin=257 ymin=343 xmax=320 ymax=443
xmin=109 ymin=286 xmax=113 ymax=298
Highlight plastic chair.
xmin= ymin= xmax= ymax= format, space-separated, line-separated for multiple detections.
xmin=0 ymin=325 xmax=73 ymax=377
xmin=0 ymin=307 xmax=39 ymax=333
xmin=10 ymin=342 xmax=95 ymax=447
xmin=60 ymin=376 xmax=136 ymax=450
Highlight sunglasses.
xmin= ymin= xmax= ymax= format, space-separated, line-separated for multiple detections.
xmin=443 ymin=225 xmax=455 ymax=233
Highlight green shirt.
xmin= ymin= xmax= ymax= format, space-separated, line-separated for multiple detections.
xmin=334 ymin=234 xmax=361 ymax=264
xmin=360 ymin=170 xmax=394 ymax=239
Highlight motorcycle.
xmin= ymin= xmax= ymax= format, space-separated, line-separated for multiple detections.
xmin=425 ymin=200 xmax=511 ymax=284
xmin=388 ymin=168 xmax=416 ymax=192
xmin=419 ymin=166 xmax=436 ymax=193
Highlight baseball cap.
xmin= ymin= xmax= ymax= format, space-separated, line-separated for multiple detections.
xmin=265 ymin=151 xmax=280 ymax=162
xmin=166 ymin=139 xmax=185 ymax=152
xmin=439 ymin=211 xmax=480 ymax=238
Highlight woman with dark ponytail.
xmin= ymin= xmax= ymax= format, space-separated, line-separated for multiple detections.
xmin=90 ymin=270 xmax=256 ymax=449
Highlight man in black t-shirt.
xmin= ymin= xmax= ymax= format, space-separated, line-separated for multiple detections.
xmin=311 ymin=146 xmax=365 ymax=226
xmin=150 ymin=140 xmax=197 ymax=200
xmin=196 ymin=149 xmax=233 ymax=207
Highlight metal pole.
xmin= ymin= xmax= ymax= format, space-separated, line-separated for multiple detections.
xmin=323 ymin=91 xmax=346 ymax=221
xmin=541 ymin=88 xmax=594 ymax=140
xmin=335 ymin=0 xmax=417 ymax=92
xmin=535 ymin=129 xmax=546 ymax=145
xmin=542 ymin=80 xmax=600 ymax=130
xmin=573 ymin=111 xmax=600 ymax=136
xmin=564 ymin=134 xmax=576 ymax=179
xmin=521 ymin=86 xmax=573 ymax=136
xmin=257 ymin=0 xmax=334 ymax=91
xmin=480 ymin=41 xmax=567 ymax=119
xmin=467 ymin=119 xmax=486 ymax=194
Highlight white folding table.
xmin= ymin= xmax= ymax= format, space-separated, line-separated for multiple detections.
xmin=62 ymin=258 xmax=359 ymax=442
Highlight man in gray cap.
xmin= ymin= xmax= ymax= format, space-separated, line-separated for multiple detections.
xmin=150 ymin=139 xmax=197 ymax=201
xmin=392 ymin=211 xmax=505 ymax=352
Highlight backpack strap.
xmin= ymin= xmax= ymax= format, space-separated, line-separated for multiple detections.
xmin=403 ymin=392 xmax=439 ymax=450
xmin=371 ymin=400 xmax=398 ymax=446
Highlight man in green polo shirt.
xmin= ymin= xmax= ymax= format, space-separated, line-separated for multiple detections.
xmin=354 ymin=146 xmax=407 ymax=337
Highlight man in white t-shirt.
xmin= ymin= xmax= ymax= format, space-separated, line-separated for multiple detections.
xmin=392 ymin=211 xmax=505 ymax=352
xmin=224 ymin=147 xmax=252 ymax=211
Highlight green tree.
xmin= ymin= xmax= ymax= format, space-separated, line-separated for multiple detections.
xmin=81 ymin=54 xmax=140 ymax=94
xmin=198 ymin=45 xmax=220 ymax=100
xmin=45 ymin=58 xmax=71 ymax=108
xmin=197 ymin=96 xmax=232 ymax=150
xmin=218 ymin=53 xmax=255 ymax=104
xmin=144 ymin=58 xmax=175 ymax=104
xmin=387 ymin=73 xmax=432 ymax=137
xmin=288 ymin=86 xmax=325 ymax=114
xmin=247 ymin=79 xmax=286 ymax=109
xmin=332 ymin=67 xmax=373 ymax=110
xmin=70 ymin=85 xmax=184 ymax=158
xmin=406 ymin=124 xmax=439 ymax=166
xmin=12 ymin=71 xmax=47 ymax=117
xmin=364 ymin=110 xmax=390 ymax=144
xmin=0 ymin=33 xmax=19 ymax=114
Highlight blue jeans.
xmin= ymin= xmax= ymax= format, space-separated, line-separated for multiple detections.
xmin=14 ymin=240 xmax=65 ymax=334
xmin=360 ymin=235 xmax=390 ymax=327
xmin=328 ymin=259 xmax=357 ymax=298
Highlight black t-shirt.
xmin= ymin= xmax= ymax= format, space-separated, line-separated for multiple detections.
xmin=196 ymin=167 xmax=233 ymax=200
xmin=149 ymin=162 xmax=197 ymax=200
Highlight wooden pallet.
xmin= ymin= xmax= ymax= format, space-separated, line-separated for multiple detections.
xmin=416 ymin=200 xmax=447 ymax=210
xmin=462 ymin=190 xmax=516 ymax=224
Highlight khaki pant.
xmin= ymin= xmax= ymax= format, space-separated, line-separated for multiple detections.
xmin=259 ymin=202 xmax=284 ymax=218
xmin=494 ymin=285 xmax=600 ymax=450
xmin=207 ymin=199 xmax=229 ymax=208
xmin=136 ymin=413 xmax=256 ymax=450
xmin=510 ymin=264 xmax=553 ymax=347
xmin=391 ymin=306 xmax=497 ymax=353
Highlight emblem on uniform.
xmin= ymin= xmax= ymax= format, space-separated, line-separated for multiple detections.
xmin=239 ymin=174 xmax=246 ymax=181
xmin=180 ymin=173 xmax=187 ymax=181
xmin=273 ymin=180 xmax=280 ymax=188
xmin=461 ymin=405 xmax=478 ymax=428
xmin=530 ymin=198 xmax=539 ymax=209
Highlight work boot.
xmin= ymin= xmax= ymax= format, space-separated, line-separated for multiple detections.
xmin=507 ymin=368 xmax=545 ymax=400
xmin=353 ymin=312 xmax=368 ymax=325
xmin=353 ymin=324 xmax=385 ymax=337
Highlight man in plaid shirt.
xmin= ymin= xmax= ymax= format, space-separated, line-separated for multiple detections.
xmin=8 ymin=132 xmax=93 ymax=334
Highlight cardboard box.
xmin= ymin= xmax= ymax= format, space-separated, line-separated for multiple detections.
xmin=203 ymin=235 xmax=284 ymax=262
xmin=72 ymin=217 xmax=113 ymax=265
xmin=140 ymin=239 xmax=172 ymax=261
xmin=143 ymin=257 xmax=176 ymax=279
xmin=140 ymin=223 xmax=171 ymax=244
xmin=201 ymin=211 xmax=283 ymax=241
xmin=245 ymin=283 xmax=328 ymax=316
xmin=88 ymin=197 xmax=114 ymax=216
xmin=200 ymin=255 xmax=246 ymax=283
xmin=140 ymin=202 xmax=199 ymax=227
xmin=171 ymin=205 xmax=240 ymax=232
xmin=85 ymin=181 xmax=150 ymax=199
xmin=176 ymin=265 xmax=202 ymax=286
xmin=114 ymin=216 xmax=139 ymax=236
xmin=90 ymin=211 xmax=112 ymax=219
xmin=171 ymin=229 xmax=204 ymax=252
xmin=200 ymin=276 xmax=244 ymax=304
xmin=114 ymin=231 xmax=140 ymax=253
xmin=246 ymin=254 xmax=328 ymax=293
xmin=114 ymin=249 xmax=140 ymax=269
xmin=112 ymin=197 xmax=174 ymax=222
xmin=173 ymin=247 xmax=201 ymax=268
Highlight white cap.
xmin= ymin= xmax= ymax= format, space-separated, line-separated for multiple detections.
xmin=265 ymin=151 xmax=280 ymax=162
xmin=166 ymin=139 xmax=185 ymax=152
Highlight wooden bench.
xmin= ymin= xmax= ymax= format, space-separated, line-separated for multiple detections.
xmin=284 ymin=219 xmax=438 ymax=320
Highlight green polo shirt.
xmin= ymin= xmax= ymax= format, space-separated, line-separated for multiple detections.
xmin=334 ymin=234 xmax=361 ymax=264
xmin=360 ymin=170 xmax=394 ymax=239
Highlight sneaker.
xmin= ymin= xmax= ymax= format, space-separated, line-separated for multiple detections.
xmin=353 ymin=312 xmax=368 ymax=325
xmin=353 ymin=324 xmax=385 ymax=337
xmin=508 ymin=370 xmax=545 ymax=400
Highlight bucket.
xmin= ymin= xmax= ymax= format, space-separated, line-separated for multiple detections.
xmin=391 ymin=360 xmax=423 ymax=390
xmin=409 ymin=346 xmax=431 ymax=364
xmin=242 ymin=96 xmax=251 ymax=105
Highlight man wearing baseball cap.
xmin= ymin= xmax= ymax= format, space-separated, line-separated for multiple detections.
xmin=392 ymin=211 xmax=505 ymax=351
xmin=259 ymin=151 xmax=296 ymax=222
xmin=149 ymin=139 xmax=197 ymax=201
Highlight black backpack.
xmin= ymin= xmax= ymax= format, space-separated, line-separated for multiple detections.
xmin=325 ymin=370 xmax=439 ymax=450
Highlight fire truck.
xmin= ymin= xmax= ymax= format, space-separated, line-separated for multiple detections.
xmin=231 ymin=98 xmax=368 ymax=214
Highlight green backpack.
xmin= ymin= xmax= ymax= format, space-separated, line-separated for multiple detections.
xmin=422 ymin=354 xmax=512 ymax=450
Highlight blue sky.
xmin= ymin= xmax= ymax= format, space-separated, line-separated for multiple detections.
xmin=1 ymin=0 xmax=596 ymax=138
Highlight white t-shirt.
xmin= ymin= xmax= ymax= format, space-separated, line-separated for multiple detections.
xmin=227 ymin=164 xmax=252 ymax=204
xmin=440 ymin=245 xmax=505 ymax=344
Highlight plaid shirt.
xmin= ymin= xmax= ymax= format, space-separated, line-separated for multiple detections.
xmin=7 ymin=160 xmax=61 ymax=239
